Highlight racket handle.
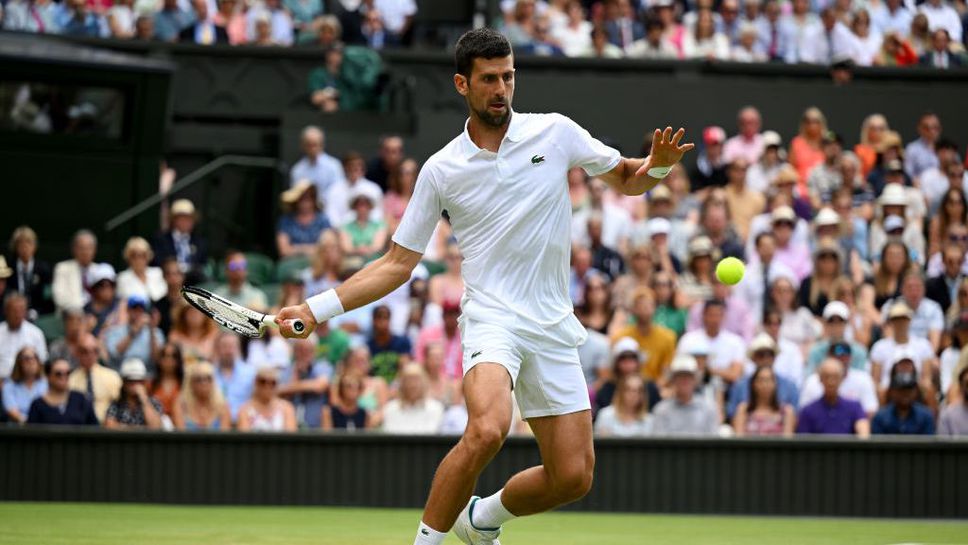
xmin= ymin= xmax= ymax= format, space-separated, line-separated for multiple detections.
xmin=292 ymin=320 xmax=305 ymax=334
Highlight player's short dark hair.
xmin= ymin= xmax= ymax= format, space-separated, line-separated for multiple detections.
xmin=455 ymin=27 xmax=512 ymax=78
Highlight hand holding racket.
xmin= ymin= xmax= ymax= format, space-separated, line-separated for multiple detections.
xmin=181 ymin=286 xmax=310 ymax=339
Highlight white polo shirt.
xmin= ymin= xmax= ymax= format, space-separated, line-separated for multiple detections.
xmin=393 ymin=112 xmax=621 ymax=340
xmin=869 ymin=336 xmax=936 ymax=388
xmin=678 ymin=329 xmax=746 ymax=372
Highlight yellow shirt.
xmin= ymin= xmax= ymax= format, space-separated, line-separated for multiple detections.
xmin=69 ymin=364 xmax=122 ymax=423
xmin=612 ymin=324 xmax=677 ymax=382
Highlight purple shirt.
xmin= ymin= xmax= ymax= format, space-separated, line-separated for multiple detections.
xmin=796 ymin=396 xmax=866 ymax=435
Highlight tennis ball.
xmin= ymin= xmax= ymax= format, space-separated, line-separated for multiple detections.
xmin=715 ymin=257 xmax=745 ymax=286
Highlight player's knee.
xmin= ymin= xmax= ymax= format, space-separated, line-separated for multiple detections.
xmin=551 ymin=451 xmax=595 ymax=502
xmin=462 ymin=419 xmax=507 ymax=459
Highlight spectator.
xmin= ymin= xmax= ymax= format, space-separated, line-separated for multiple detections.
xmin=83 ymin=264 xmax=122 ymax=337
xmin=27 ymin=358 xmax=99 ymax=426
xmin=246 ymin=0 xmax=293 ymax=45
xmin=927 ymin=243 xmax=965 ymax=315
xmin=797 ymin=240 xmax=841 ymax=316
xmin=276 ymin=182 xmax=332 ymax=259
xmin=595 ymin=337 xmax=659 ymax=412
xmin=339 ymin=185 xmax=388 ymax=264
xmin=881 ymin=271 xmax=945 ymax=352
xmin=690 ymin=127 xmax=728 ymax=193
xmin=732 ymin=22 xmax=769 ymax=61
xmin=651 ymin=355 xmax=720 ymax=436
xmin=679 ymin=299 xmax=745 ymax=385
xmin=237 ymin=366 xmax=297 ymax=432
xmin=52 ymin=229 xmax=100 ymax=312
xmin=103 ymin=358 xmax=163 ymax=430
xmin=851 ymin=9 xmax=882 ymax=66
xmin=803 ymin=340 xmax=879 ymax=414
xmin=905 ymin=112 xmax=942 ymax=180
xmin=768 ymin=274 xmax=821 ymax=356
xmin=830 ymin=191 xmax=871 ymax=264
xmin=367 ymin=305 xmax=412 ymax=382
xmin=594 ymin=375 xmax=653 ymax=437
xmin=153 ymin=258 xmax=183 ymax=336
xmin=922 ymin=142 xmax=964 ymax=217
xmin=651 ymin=272 xmax=686 ymax=338
xmin=769 ymin=206 xmax=811 ymax=281
xmin=699 ymin=194 xmax=745 ymax=260
xmin=68 ymin=333 xmax=121 ymax=422
xmin=382 ymin=362 xmax=444 ymax=434
xmin=428 ymin=243 xmax=464 ymax=308
xmin=608 ymin=243 xmax=651 ymax=318
xmin=806 ymin=131 xmax=844 ymax=209
xmin=302 ymin=230 xmax=343 ymax=297
xmin=326 ymin=152 xmax=383 ymax=228
xmin=789 ymin=107 xmax=827 ymax=195
xmin=687 ymin=278 xmax=755 ymax=341
xmin=732 ymin=365 xmax=796 ymax=436
xmin=170 ymin=361 xmax=230 ymax=431
xmin=726 ymin=333 xmax=799 ymax=420
xmin=372 ymin=0 xmax=415 ymax=45
xmin=587 ymin=214 xmax=625 ymax=281
xmin=117 ymin=236 xmax=166 ymax=302
xmin=421 ymin=342 xmax=460 ymax=405
xmin=337 ymin=345 xmax=390 ymax=423
xmin=736 ymin=232 xmax=793 ymax=322
xmin=723 ymin=107 xmax=764 ymax=165
xmin=551 ymin=1 xmax=592 ymax=57
xmin=724 ymin=158 xmax=765 ymax=241
xmin=874 ymin=241 xmax=911 ymax=309
xmin=759 ymin=307 xmax=808 ymax=388
xmin=284 ymin=0 xmax=321 ymax=38
xmin=357 ymin=8 xmax=388 ymax=49
xmin=678 ymin=236 xmax=716 ymax=304
xmin=756 ymin=0 xmax=787 ymax=61
xmin=519 ymin=17 xmax=565 ymax=56
xmin=384 ymin=157 xmax=417 ymax=233
xmin=919 ymin=0 xmax=963 ymax=43
xmin=872 ymin=0 xmax=913 ymax=36
xmin=168 ymin=301 xmax=219 ymax=365
xmin=938 ymin=366 xmax=968 ymax=435
xmin=799 ymin=7 xmax=860 ymax=65
xmin=745 ymin=131 xmax=785 ymax=195
xmin=870 ymin=302 xmax=938 ymax=394
xmin=48 ymin=308 xmax=86 ymax=369
xmin=920 ymin=28 xmax=964 ymax=67
xmin=683 ymin=9 xmax=731 ymax=59
xmin=2 ymin=0 xmax=60 ymax=33
xmin=0 ymin=259 xmax=9 ymax=310
xmin=214 ymin=251 xmax=269 ymax=311
xmin=60 ymin=0 xmax=104 ymax=37
xmin=611 ymin=288 xmax=676 ymax=383
xmin=149 ymin=342 xmax=183 ymax=418
xmin=854 ymin=114 xmax=890 ymax=178
xmin=2 ymin=347 xmax=47 ymax=423
xmin=796 ymin=359 xmax=870 ymax=436
xmin=213 ymin=0 xmax=246 ymax=44
xmin=874 ymin=30 xmax=920 ymax=65
xmin=573 ymin=178 xmax=633 ymax=254
xmin=133 ymin=15 xmax=156 ymax=40
xmin=153 ymin=199 xmax=208 ymax=283
xmin=0 ymin=293 xmax=48 ymax=380
xmin=310 ymin=14 xmax=343 ymax=48
xmin=579 ymin=25 xmax=625 ymax=58
xmin=178 ymin=0 xmax=228 ymax=43
xmin=780 ymin=0 xmax=821 ymax=63
xmin=6 ymin=226 xmax=53 ymax=316
xmin=871 ymin=369 xmax=936 ymax=435
xmin=153 ymin=0 xmax=193 ymax=42
xmin=626 ymin=17 xmax=678 ymax=59
xmin=321 ymin=373 xmax=370 ymax=430
xmin=807 ymin=301 xmax=869 ymax=374
xmin=104 ymin=295 xmax=165 ymax=372
xmin=210 ymin=333 xmax=253 ymax=423
xmin=941 ymin=312 xmax=968 ymax=397
xmin=366 ymin=135 xmax=403 ymax=192
xmin=604 ymin=0 xmax=644 ymax=49
xmin=290 ymin=125 xmax=346 ymax=200
xmin=277 ymin=335 xmax=331 ymax=429
xmin=415 ymin=300 xmax=462 ymax=379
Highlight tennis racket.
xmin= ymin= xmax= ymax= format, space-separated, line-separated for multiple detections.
xmin=181 ymin=285 xmax=305 ymax=339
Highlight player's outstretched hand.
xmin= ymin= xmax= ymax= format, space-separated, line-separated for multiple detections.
xmin=275 ymin=303 xmax=316 ymax=339
xmin=636 ymin=127 xmax=696 ymax=177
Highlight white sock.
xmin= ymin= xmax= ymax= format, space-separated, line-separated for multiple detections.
xmin=413 ymin=521 xmax=446 ymax=545
xmin=471 ymin=489 xmax=517 ymax=530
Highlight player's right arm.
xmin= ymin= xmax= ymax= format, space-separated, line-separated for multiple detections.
xmin=274 ymin=243 xmax=422 ymax=338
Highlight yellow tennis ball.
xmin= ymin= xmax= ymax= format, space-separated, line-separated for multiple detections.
xmin=715 ymin=257 xmax=745 ymax=286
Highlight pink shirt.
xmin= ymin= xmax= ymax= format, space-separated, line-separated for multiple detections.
xmin=415 ymin=325 xmax=463 ymax=379
xmin=773 ymin=242 xmax=812 ymax=281
xmin=686 ymin=294 xmax=756 ymax=341
xmin=723 ymin=133 xmax=765 ymax=164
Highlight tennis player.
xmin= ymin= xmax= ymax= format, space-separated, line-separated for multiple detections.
xmin=275 ymin=28 xmax=694 ymax=545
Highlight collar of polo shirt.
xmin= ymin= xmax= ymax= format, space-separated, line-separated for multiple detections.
xmin=460 ymin=110 xmax=526 ymax=158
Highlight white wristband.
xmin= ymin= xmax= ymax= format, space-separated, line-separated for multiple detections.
xmin=306 ymin=289 xmax=344 ymax=323
xmin=646 ymin=166 xmax=672 ymax=179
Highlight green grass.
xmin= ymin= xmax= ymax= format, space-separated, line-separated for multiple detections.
xmin=1 ymin=503 xmax=966 ymax=545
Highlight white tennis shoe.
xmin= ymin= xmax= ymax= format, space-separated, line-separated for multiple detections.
xmin=452 ymin=496 xmax=502 ymax=545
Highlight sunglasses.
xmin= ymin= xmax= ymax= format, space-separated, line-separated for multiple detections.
xmin=78 ymin=347 xmax=97 ymax=354
xmin=752 ymin=350 xmax=775 ymax=358
xmin=948 ymin=235 xmax=968 ymax=242
xmin=192 ymin=375 xmax=213 ymax=383
xmin=256 ymin=377 xmax=277 ymax=386
xmin=51 ymin=370 xmax=70 ymax=377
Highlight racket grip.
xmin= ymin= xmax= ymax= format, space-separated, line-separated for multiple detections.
xmin=292 ymin=320 xmax=305 ymax=334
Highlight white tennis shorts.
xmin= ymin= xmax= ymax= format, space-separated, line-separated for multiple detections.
xmin=459 ymin=315 xmax=592 ymax=419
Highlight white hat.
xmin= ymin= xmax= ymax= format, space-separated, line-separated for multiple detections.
xmin=884 ymin=215 xmax=905 ymax=232
xmin=647 ymin=217 xmax=671 ymax=237
xmin=878 ymin=184 xmax=908 ymax=207
xmin=0 ymin=256 xmax=11 ymax=279
xmin=681 ymin=335 xmax=710 ymax=356
xmin=822 ymin=301 xmax=850 ymax=321
xmin=120 ymin=358 xmax=149 ymax=381
xmin=762 ymin=130 xmax=782 ymax=148
xmin=348 ymin=184 xmax=380 ymax=208
xmin=747 ymin=332 xmax=777 ymax=357
xmin=170 ymin=199 xmax=196 ymax=217
xmin=814 ymin=207 xmax=840 ymax=227
xmin=670 ymin=354 xmax=698 ymax=374
xmin=688 ymin=236 xmax=714 ymax=258
xmin=87 ymin=263 xmax=117 ymax=286
xmin=771 ymin=205 xmax=796 ymax=223
xmin=887 ymin=301 xmax=914 ymax=320
xmin=612 ymin=337 xmax=641 ymax=360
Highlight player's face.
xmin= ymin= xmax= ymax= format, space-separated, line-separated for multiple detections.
xmin=456 ymin=56 xmax=515 ymax=128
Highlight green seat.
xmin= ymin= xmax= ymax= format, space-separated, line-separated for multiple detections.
xmin=276 ymin=255 xmax=310 ymax=283
xmin=244 ymin=252 xmax=276 ymax=286
xmin=34 ymin=313 xmax=64 ymax=343
xmin=261 ymin=283 xmax=282 ymax=308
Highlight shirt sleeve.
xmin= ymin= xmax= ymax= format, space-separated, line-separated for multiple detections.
xmin=391 ymin=164 xmax=442 ymax=254
xmin=557 ymin=115 xmax=622 ymax=177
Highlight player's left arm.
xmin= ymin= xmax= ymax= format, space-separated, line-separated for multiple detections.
xmin=599 ymin=127 xmax=695 ymax=196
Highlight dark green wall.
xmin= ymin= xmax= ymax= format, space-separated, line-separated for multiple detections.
xmin=1 ymin=428 xmax=965 ymax=518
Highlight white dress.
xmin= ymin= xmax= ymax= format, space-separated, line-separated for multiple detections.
xmin=117 ymin=267 xmax=167 ymax=302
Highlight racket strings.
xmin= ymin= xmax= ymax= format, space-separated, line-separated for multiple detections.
xmin=185 ymin=292 xmax=262 ymax=337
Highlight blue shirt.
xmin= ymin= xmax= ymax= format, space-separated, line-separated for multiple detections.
xmin=3 ymin=379 xmax=47 ymax=418
xmin=279 ymin=361 xmax=333 ymax=429
xmin=904 ymin=138 xmax=939 ymax=180
xmin=27 ymin=391 xmax=99 ymax=426
xmin=806 ymin=340 xmax=868 ymax=375
xmin=796 ymin=396 xmax=867 ymax=435
xmin=290 ymin=154 xmax=345 ymax=200
xmin=871 ymin=402 xmax=936 ymax=435
xmin=277 ymin=213 xmax=331 ymax=246
xmin=366 ymin=334 xmax=412 ymax=383
xmin=216 ymin=360 xmax=255 ymax=422
xmin=103 ymin=325 xmax=166 ymax=372
xmin=154 ymin=8 xmax=194 ymax=41
xmin=727 ymin=371 xmax=799 ymax=420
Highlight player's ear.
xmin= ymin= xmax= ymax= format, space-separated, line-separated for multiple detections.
xmin=454 ymin=73 xmax=468 ymax=97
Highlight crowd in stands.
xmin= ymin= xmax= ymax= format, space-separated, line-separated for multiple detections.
xmin=2 ymin=0 xmax=967 ymax=70
xmin=4 ymin=105 xmax=968 ymax=439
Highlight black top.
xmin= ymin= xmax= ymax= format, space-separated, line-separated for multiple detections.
xmin=27 ymin=391 xmax=99 ymax=426
xmin=329 ymin=405 xmax=367 ymax=430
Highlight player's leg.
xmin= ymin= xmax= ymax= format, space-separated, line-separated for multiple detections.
xmin=414 ymin=362 xmax=513 ymax=543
